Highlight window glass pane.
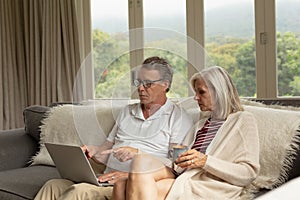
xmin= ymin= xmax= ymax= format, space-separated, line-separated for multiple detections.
xmin=276 ymin=0 xmax=300 ymax=97
xmin=91 ymin=0 xmax=131 ymax=98
xmin=143 ymin=0 xmax=188 ymax=98
xmin=204 ymin=0 xmax=256 ymax=97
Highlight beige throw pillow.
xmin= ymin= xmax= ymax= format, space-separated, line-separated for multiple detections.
xmin=31 ymin=103 xmax=123 ymax=166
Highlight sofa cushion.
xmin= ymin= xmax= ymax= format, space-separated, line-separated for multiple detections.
xmin=0 ymin=165 xmax=60 ymax=199
xmin=239 ymin=104 xmax=300 ymax=198
xmin=23 ymin=105 xmax=51 ymax=141
xmin=0 ymin=129 xmax=37 ymax=170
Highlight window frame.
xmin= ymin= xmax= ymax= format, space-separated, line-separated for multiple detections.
xmin=255 ymin=0 xmax=277 ymax=99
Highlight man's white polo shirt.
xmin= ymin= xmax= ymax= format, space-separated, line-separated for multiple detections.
xmin=105 ymin=99 xmax=193 ymax=171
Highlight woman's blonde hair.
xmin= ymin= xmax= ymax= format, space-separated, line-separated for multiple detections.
xmin=190 ymin=66 xmax=243 ymax=119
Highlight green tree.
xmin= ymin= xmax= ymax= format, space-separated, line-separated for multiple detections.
xmin=93 ymin=29 xmax=131 ymax=98
xmin=95 ymin=54 xmax=131 ymax=98
xmin=92 ymin=29 xmax=300 ymax=98
xmin=206 ymin=40 xmax=257 ymax=97
xmin=276 ymin=32 xmax=300 ymax=96
xmin=235 ymin=39 xmax=256 ymax=97
xmin=206 ymin=42 xmax=239 ymax=74
xmin=144 ymin=40 xmax=189 ymax=98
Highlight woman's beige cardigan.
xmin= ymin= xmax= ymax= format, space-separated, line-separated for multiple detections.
xmin=166 ymin=111 xmax=260 ymax=200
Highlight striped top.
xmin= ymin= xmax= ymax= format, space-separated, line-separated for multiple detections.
xmin=192 ymin=118 xmax=225 ymax=153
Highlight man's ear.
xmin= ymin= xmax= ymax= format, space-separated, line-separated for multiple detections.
xmin=164 ymin=80 xmax=170 ymax=92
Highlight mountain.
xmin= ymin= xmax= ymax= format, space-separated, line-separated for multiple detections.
xmin=205 ymin=1 xmax=300 ymax=38
xmin=92 ymin=1 xmax=300 ymax=39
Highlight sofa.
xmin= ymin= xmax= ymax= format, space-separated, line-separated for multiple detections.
xmin=0 ymin=98 xmax=299 ymax=200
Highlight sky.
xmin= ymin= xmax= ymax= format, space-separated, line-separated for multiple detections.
xmin=91 ymin=0 xmax=300 ymax=33
xmin=91 ymin=0 xmax=245 ymax=20
xmin=90 ymin=0 xmax=253 ymax=33
xmin=91 ymin=0 xmax=299 ymax=19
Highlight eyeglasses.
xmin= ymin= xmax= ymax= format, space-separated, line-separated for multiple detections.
xmin=133 ymin=79 xmax=163 ymax=88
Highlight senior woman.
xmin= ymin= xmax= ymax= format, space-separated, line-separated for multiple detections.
xmin=125 ymin=66 xmax=260 ymax=200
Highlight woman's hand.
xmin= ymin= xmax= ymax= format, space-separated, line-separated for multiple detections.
xmin=101 ymin=146 xmax=138 ymax=162
xmin=175 ymin=149 xmax=207 ymax=169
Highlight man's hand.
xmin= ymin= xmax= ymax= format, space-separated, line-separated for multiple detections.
xmin=81 ymin=145 xmax=98 ymax=158
xmin=98 ymin=171 xmax=128 ymax=184
xmin=81 ymin=142 xmax=113 ymax=164
xmin=101 ymin=146 xmax=138 ymax=162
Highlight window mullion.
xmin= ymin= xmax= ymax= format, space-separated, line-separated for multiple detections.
xmin=128 ymin=0 xmax=144 ymax=98
xmin=186 ymin=0 xmax=204 ymax=96
xmin=255 ymin=0 xmax=277 ymax=99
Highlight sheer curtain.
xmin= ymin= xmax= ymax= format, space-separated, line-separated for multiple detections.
xmin=0 ymin=0 xmax=91 ymax=130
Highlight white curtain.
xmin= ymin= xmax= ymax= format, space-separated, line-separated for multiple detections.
xmin=0 ymin=0 xmax=91 ymax=130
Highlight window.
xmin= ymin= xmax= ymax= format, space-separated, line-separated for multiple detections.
xmin=276 ymin=0 xmax=300 ymax=96
xmin=143 ymin=0 xmax=187 ymax=98
xmin=204 ymin=0 xmax=255 ymax=97
xmin=92 ymin=0 xmax=188 ymax=98
xmin=91 ymin=0 xmax=300 ymax=99
xmin=92 ymin=0 xmax=131 ymax=98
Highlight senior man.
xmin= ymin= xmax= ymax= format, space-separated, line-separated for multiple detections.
xmin=34 ymin=56 xmax=193 ymax=200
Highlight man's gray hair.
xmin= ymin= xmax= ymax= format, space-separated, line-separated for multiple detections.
xmin=141 ymin=56 xmax=173 ymax=92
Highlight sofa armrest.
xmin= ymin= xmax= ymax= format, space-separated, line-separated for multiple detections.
xmin=0 ymin=128 xmax=38 ymax=171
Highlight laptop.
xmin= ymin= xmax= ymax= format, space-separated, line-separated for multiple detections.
xmin=45 ymin=142 xmax=113 ymax=187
